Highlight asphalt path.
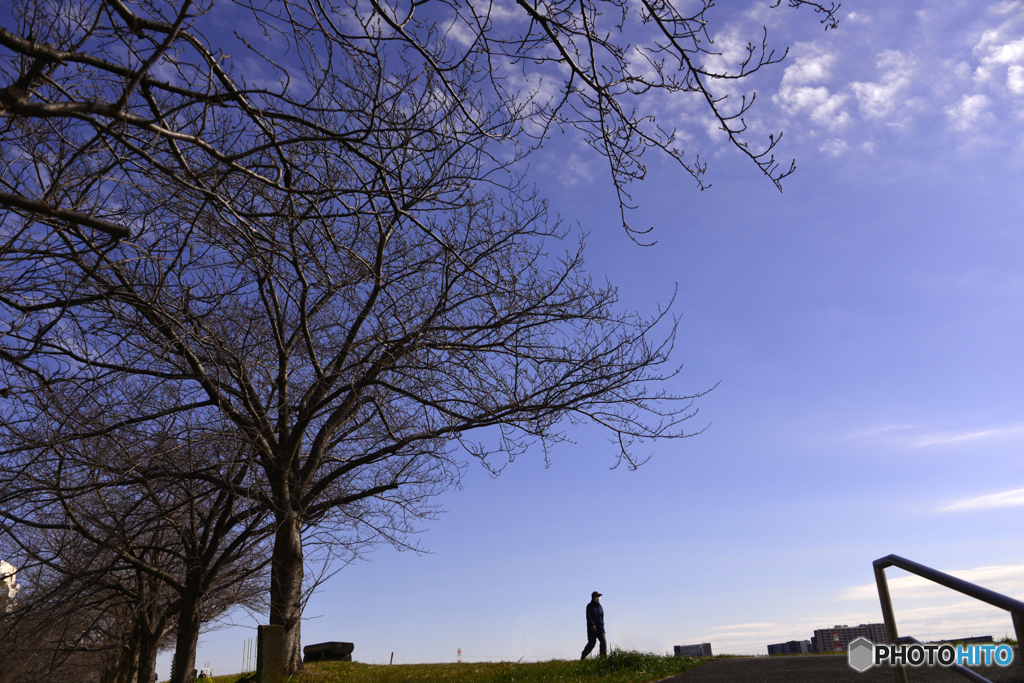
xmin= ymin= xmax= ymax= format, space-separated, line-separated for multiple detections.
xmin=662 ymin=655 xmax=1023 ymax=683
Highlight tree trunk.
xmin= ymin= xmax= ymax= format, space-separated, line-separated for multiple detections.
xmin=100 ymin=642 xmax=138 ymax=683
xmin=131 ymin=571 xmax=169 ymax=683
xmin=135 ymin=629 xmax=163 ymax=683
xmin=270 ymin=514 xmax=304 ymax=674
xmin=170 ymin=580 xmax=203 ymax=683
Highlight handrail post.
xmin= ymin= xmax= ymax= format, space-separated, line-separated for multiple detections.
xmin=1013 ymin=611 xmax=1024 ymax=672
xmin=874 ymin=562 xmax=908 ymax=683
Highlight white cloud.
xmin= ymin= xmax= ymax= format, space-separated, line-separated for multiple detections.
xmin=853 ymin=424 xmax=914 ymax=437
xmin=710 ymin=622 xmax=777 ymax=631
xmin=630 ymin=45 xmax=660 ymax=83
xmin=908 ymin=423 xmax=1024 ymax=448
xmin=444 ymin=17 xmax=479 ymax=48
xmin=819 ymin=139 xmax=848 ymax=157
xmin=779 ymin=85 xmax=828 ymax=108
xmin=558 ymin=153 xmax=595 ymax=187
xmin=811 ymin=94 xmax=850 ymax=128
xmin=839 ymin=563 xmax=1024 ymax=602
xmin=774 ymin=46 xmax=850 ymax=131
xmin=941 ymin=487 xmax=1024 ymax=512
xmin=989 ymin=1 xmax=1023 ymax=15
xmin=779 ymin=46 xmax=836 ymax=87
xmin=704 ymin=116 xmax=728 ymax=142
xmin=973 ymin=17 xmax=1024 ymax=92
xmin=860 ymin=599 xmax=1018 ymax=644
xmin=851 ymin=51 xmax=913 ymax=119
xmin=776 ymin=86 xmax=849 ymax=129
xmin=1008 ymin=64 xmax=1024 ymax=94
xmin=851 ymin=81 xmax=900 ymax=118
xmin=946 ymin=94 xmax=993 ymax=131
xmin=471 ymin=0 xmax=518 ymax=22
xmin=985 ymin=37 xmax=1024 ymax=66
xmin=847 ymin=423 xmax=1024 ymax=449
xmin=698 ymin=28 xmax=767 ymax=107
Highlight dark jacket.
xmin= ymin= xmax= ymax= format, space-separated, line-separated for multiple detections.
xmin=586 ymin=600 xmax=605 ymax=633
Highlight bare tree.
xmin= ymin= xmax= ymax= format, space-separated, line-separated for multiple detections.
xmin=0 ymin=0 xmax=838 ymax=240
xmin=2 ymin=155 xmax=705 ymax=676
xmin=0 ymin=0 xmax=840 ymax=675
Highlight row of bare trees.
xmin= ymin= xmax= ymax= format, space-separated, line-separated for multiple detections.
xmin=1 ymin=423 xmax=273 ymax=683
xmin=2 ymin=0 xmax=838 ymax=680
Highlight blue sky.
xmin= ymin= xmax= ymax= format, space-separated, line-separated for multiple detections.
xmin=165 ymin=0 xmax=1024 ymax=676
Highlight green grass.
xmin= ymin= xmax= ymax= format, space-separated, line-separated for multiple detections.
xmin=203 ymin=649 xmax=711 ymax=683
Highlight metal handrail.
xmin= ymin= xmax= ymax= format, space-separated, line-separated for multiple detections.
xmin=874 ymin=554 xmax=1024 ymax=683
xmin=892 ymin=636 xmax=993 ymax=683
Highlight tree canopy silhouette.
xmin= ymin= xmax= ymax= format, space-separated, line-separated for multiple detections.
xmin=1 ymin=0 xmax=838 ymax=679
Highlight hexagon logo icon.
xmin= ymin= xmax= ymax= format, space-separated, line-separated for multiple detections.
xmin=848 ymin=637 xmax=875 ymax=672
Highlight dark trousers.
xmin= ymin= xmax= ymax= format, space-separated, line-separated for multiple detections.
xmin=581 ymin=629 xmax=607 ymax=659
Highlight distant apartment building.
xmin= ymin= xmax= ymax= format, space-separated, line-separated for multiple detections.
xmin=674 ymin=643 xmax=713 ymax=657
xmin=812 ymin=624 xmax=889 ymax=652
xmin=767 ymin=640 xmax=811 ymax=656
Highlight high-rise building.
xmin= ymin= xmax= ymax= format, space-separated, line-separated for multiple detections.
xmin=767 ymin=640 xmax=811 ymax=656
xmin=812 ymin=624 xmax=888 ymax=652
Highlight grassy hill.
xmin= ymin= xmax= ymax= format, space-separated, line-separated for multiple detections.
xmin=203 ymin=649 xmax=710 ymax=683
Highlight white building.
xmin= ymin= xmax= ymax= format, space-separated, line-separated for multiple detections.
xmin=1 ymin=561 xmax=19 ymax=612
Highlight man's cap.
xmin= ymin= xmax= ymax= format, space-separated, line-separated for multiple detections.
xmin=592 ymin=591 xmax=602 ymax=597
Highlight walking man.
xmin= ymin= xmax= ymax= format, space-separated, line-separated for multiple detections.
xmin=581 ymin=591 xmax=607 ymax=659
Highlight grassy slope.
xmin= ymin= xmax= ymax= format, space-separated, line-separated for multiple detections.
xmin=204 ymin=650 xmax=711 ymax=683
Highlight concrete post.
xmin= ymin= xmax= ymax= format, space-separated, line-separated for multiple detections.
xmin=256 ymin=625 xmax=285 ymax=683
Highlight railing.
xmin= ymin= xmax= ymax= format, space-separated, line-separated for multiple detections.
xmin=874 ymin=554 xmax=1024 ymax=683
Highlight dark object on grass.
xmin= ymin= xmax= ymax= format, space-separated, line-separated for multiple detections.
xmin=303 ymin=641 xmax=354 ymax=663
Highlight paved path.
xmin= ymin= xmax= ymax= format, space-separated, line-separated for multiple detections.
xmin=661 ymin=655 xmax=1022 ymax=683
